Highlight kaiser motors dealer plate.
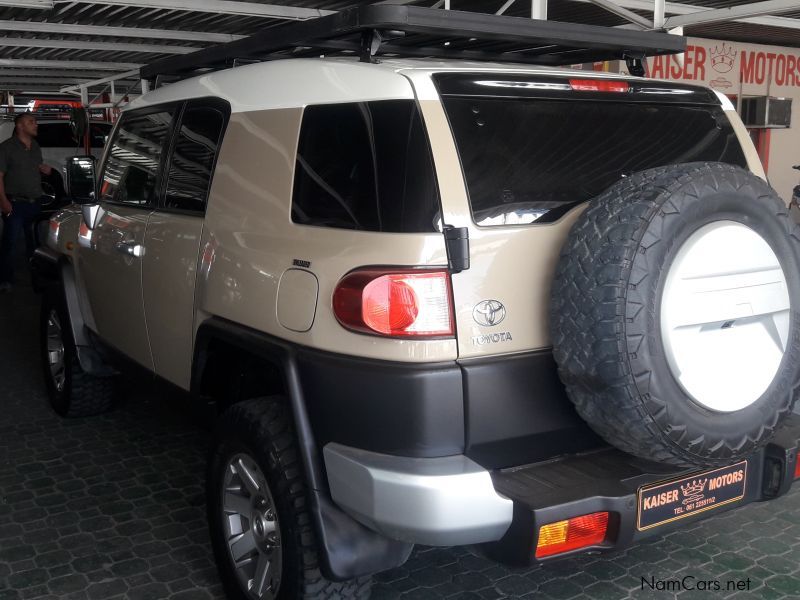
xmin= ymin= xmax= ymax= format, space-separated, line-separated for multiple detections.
xmin=637 ymin=461 xmax=748 ymax=531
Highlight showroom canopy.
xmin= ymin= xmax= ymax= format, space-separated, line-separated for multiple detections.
xmin=0 ymin=0 xmax=798 ymax=98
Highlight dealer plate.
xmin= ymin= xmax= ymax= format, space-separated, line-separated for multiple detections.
xmin=636 ymin=460 xmax=747 ymax=531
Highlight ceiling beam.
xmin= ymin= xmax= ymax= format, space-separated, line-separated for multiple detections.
xmin=0 ymin=83 xmax=80 ymax=91
xmin=495 ymin=0 xmax=517 ymax=15
xmin=52 ymin=0 xmax=335 ymax=20
xmin=0 ymin=37 xmax=198 ymax=54
xmin=60 ymin=68 xmax=140 ymax=92
xmin=0 ymin=69 xmax=116 ymax=78
xmin=569 ymin=0 xmax=800 ymax=31
xmin=0 ymin=78 xmax=96 ymax=85
xmin=0 ymin=59 xmax=141 ymax=70
xmin=664 ymin=0 xmax=800 ymax=29
xmin=586 ymin=0 xmax=652 ymax=29
xmin=0 ymin=0 xmax=52 ymax=8
xmin=0 ymin=20 xmax=246 ymax=43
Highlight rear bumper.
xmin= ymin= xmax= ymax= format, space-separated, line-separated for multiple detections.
xmin=325 ymin=414 xmax=800 ymax=565
xmin=323 ymin=443 xmax=513 ymax=546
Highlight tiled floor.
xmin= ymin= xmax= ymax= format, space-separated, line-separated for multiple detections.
xmin=2 ymin=270 xmax=799 ymax=599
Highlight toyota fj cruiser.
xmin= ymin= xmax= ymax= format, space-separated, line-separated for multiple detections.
xmin=31 ymin=6 xmax=800 ymax=600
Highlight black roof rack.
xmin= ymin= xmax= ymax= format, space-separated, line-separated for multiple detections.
xmin=141 ymin=5 xmax=685 ymax=82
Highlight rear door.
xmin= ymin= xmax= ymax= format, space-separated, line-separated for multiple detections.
xmin=142 ymin=98 xmax=229 ymax=389
xmin=77 ymin=104 xmax=179 ymax=369
xmin=408 ymin=71 xmax=751 ymax=359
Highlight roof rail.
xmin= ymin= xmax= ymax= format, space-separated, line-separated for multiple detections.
xmin=141 ymin=5 xmax=684 ymax=82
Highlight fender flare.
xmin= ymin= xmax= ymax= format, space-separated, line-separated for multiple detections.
xmin=192 ymin=318 xmax=413 ymax=581
xmin=31 ymin=247 xmax=116 ymax=377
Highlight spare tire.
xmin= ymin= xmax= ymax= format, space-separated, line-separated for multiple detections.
xmin=550 ymin=162 xmax=800 ymax=467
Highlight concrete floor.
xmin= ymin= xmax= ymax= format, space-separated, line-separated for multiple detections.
xmin=2 ymin=263 xmax=800 ymax=600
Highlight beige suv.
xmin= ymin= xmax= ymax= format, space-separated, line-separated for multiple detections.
xmin=31 ymin=6 xmax=800 ymax=600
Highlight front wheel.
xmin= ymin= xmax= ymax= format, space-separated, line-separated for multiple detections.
xmin=207 ymin=397 xmax=371 ymax=600
xmin=40 ymin=290 xmax=116 ymax=417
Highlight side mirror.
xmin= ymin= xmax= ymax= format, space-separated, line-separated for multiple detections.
xmin=66 ymin=155 xmax=96 ymax=204
xmin=66 ymin=156 xmax=99 ymax=230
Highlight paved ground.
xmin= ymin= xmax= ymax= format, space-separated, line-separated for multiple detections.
xmin=2 ymin=262 xmax=800 ymax=599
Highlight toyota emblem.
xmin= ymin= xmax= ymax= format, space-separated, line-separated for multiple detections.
xmin=473 ymin=300 xmax=506 ymax=327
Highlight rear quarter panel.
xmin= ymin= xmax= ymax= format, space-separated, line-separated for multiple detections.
xmin=196 ymin=109 xmax=456 ymax=363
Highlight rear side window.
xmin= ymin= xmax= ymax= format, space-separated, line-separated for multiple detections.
xmin=164 ymin=99 xmax=228 ymax=213
xmin=439 ymin=93 xmax=748 ymax=226
xmin=292 ymin=100 xmax=441 ymax=233
xmin=99 ymin=107 xmax=177 ymax=207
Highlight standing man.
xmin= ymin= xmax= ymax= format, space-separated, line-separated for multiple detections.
xmin=0 ymin=113 xmax=52 ymax=292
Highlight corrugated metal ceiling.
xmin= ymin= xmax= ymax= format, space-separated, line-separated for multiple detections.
xmin=1 ymin=1 xmax=798 ymax=95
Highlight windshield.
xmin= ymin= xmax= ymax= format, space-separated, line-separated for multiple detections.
xmin=437 ymin=80 xmax=748 ymax=226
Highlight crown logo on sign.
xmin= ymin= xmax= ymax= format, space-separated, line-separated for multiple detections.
xmin=711 ymin=43 xmax=735 ymax=73
xmin=680 ymin=478 xmax=707 ymax=498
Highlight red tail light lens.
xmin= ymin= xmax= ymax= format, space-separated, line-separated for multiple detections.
xmin=535 ymin=512 xmax=609 ymax=558
xmin=333 ymin=270 xmax=454 ymax=337
xmin=794 ymin=458 xmax=800 ymax=479
xmin=569 ymin=79 xmax=629 ymax=93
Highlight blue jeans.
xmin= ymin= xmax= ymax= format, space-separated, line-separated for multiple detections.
xmin=0 ymin=198 xmax=42 ymax=284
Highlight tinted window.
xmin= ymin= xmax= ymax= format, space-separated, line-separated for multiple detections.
xmin=441 ymin=97 xmax=748 ymax=226
xmin=89 ymin=123 xmax=111 ymax=148
xmin=99 ymin=108 xmax=176 ymax=207
xmin=37 ymin=122 xmax=112 ymax=149
xmin=36 ymin=123 xmax=77 ymax=148
xmin=164 ymin=102 xmax=227 ymax=212
xmin=292 ymin=100 xmax=440 ymax=232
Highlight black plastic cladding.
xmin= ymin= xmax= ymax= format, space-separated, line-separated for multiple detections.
xmin=484 ymin=416 xmax=800 ymax=566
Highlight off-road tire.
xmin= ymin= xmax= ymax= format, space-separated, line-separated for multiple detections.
xmin=550 ymin=162 xmax=800 ymax=466
xmin=207 ymin=397 xmax=372 ymax=600
xmin=40 ymin=290 xmax=116 ymax=417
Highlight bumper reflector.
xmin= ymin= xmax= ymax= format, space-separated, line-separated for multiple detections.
xmin=535 ymin=512 xmax=609 ymax=558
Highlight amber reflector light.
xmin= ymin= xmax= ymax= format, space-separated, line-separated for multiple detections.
xmin=535 ymin=512 xmax=609 ymax=558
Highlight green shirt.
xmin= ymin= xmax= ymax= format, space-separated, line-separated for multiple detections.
xmin=0 ymin=136 xmax=43 ymax=199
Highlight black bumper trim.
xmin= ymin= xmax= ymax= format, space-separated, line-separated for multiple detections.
xmin=460 ymin=350 xmax=602 ymax=469
xmin=296 ymin=348 xmax=465 ymax=458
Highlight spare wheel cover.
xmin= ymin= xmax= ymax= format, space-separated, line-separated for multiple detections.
xmin=661 ymin=220 xmax=790 ymax=412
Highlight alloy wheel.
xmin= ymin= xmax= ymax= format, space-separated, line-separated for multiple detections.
xmin=221 ymin=453 xmax=283 ymax=599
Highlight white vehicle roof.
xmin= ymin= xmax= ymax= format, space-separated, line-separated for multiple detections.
xmin=129 ymin=57 xmax=634 ymax=114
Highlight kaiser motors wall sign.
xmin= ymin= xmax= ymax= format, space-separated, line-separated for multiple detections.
xmin=644 ymin=38 xmax=800 ymax=97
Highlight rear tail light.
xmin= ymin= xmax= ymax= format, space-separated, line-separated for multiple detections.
xmin=535 ymin=512 xmax=609 ymax=558
xmin=569 ymin=79 xmax=629 ymax=93
xmin=794 ymin=458 xmax=800 ymax=480
xmin=333 ymin=269 xmax=454 ymax=338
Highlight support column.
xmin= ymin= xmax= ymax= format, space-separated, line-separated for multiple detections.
xmin=532 ymin=0 xmax=547 ymax=19
xmin=654 ymin=0 xmax=666 ymax=29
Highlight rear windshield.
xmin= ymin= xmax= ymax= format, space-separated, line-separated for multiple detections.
xmin=437 ymin=80 xmax=748 ymax=226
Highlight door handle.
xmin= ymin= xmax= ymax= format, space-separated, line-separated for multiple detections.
xmin=115 ymin=241 xmax=146 ymax=258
